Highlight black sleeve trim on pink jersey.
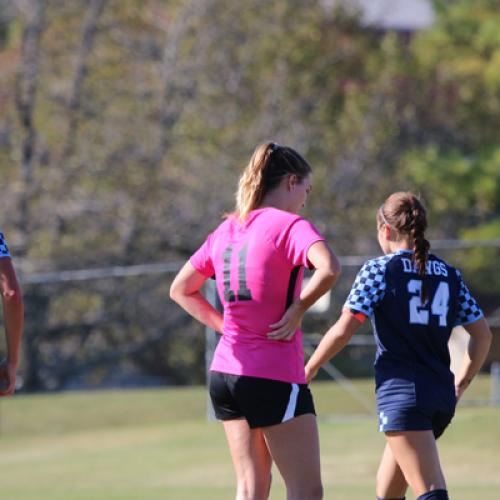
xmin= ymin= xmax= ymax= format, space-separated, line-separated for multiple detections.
xmin=285 ymin=265 xmax=301 ymax=310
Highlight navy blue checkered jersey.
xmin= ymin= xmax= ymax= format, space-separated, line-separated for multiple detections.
xmin=345 ymin=249 xmax=483 ymax=412
xmin=0 ymin=232 xmax=10 ymax=258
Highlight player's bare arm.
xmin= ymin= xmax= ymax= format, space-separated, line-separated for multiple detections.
xmin=455 ymin=317 xmax=492 ymax=400
xmin=305 ymin=309 xmax=364 ymax=383
xmin=170 ymin=261 xmax=223 ymax=334
xmin=0 ymin=257 xmax=24 ymax=396
xmin=267 ymin=240 xmax=340 ymax=341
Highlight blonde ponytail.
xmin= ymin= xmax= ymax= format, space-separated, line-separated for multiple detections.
xmin=235 ymin=142 xmax=312 ymax=222
xmin=236 ymin=143 xmax=273 ymax=222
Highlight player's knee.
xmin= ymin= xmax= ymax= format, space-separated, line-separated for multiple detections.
xmin=375 ymin=468 xmax=384 ymax=489
xmin=312 ymin=483 xmax=324 ymax=499
xmin=236 ymin=477 xmax=271 ymax=500
xmin=375 ymin=474 xmax=406 ymax=499
xmin=416 ymin=489 xmax=449 ymax=500
xmin=289 ymin=482 xmax=323 ymax=500
xmin=308 ymin=483 xmax=324 ymax=500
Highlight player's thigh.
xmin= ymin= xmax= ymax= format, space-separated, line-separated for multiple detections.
xmin=223 ymin=419 xmax=272 ymax=481
xmin=385 ymin=430 xmax=446 ymax=496
xmin=376 ymin=443 xmax=408 ymax=499
xmin=263 ymin=413 xmax=321 ymax=487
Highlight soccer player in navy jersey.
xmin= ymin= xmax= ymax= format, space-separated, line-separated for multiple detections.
xmin=0 ymin=231 xmax=24 ymax=396
xmin=305 ymin=192 xmax=492 ymax=500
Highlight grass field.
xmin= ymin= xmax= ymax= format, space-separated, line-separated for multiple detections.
xmin=0 ymin=377 xmax=498 ymax=499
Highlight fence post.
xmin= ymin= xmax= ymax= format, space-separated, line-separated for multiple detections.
xmin=205 ymin=279 xmax=221 ymax=421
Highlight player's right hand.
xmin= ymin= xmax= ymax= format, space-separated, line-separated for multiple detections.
xmin=0 ymin=358 xmax=17 ymax=396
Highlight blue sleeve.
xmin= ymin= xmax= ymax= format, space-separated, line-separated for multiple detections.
xmin=344 ymin=257 xmax=388 ymax=317
xmin=454 ymin=269 xmax=483 ymax=326
xmin=0 ymin=232 xmax=10 ymax=258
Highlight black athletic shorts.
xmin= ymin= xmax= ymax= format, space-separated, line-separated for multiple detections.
xmin=209 ymin=371 xmax=316 ymax=429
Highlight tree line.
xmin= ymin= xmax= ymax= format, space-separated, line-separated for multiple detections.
xmin=0 ymin=0 xmax=498 ymax=389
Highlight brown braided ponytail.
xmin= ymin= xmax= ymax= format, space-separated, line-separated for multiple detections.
xmin=379 ymin=192 xmax=430 ymax=302
xmin=235 ymin=142 xmax=312 ymax=222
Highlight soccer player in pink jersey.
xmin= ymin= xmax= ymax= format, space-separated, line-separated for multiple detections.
xmin=170 ymin=142 xmax=341 ymax=500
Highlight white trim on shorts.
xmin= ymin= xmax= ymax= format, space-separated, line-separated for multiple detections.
xmin=281 ymin=383 xmax=299 ymax=422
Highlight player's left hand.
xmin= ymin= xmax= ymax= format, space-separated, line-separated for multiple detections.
xmin=267 ymin=302 xmax=305 ymax=341
xmin=0 ymin=358 xmax=17 ymax=396
xmin=304 ymin=364 xmax=317 ymax=384
xmin=455 ymin=378 xmax=471 ymax=402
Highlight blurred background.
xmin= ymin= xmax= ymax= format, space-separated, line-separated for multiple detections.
xmin=1 ymin=2 xmax=499 ymax=498
xmin=0 ymin=0 xmax=499 ymax=393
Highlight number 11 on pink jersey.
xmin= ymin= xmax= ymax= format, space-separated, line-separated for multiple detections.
xmin=222 ymin=244 xmax=253 ymax=302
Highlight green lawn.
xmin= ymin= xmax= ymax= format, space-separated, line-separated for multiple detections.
xmin=0 ymin=377 xmax=498 ymax=499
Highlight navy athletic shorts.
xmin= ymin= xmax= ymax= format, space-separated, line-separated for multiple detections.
xmin=377 ymin=406 xmax=454 ymax=439
xmin=209 ymin=371 xmax=316 ymax=428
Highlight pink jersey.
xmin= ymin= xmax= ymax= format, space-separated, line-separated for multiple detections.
xmin=190 ymin=207 xmax=325 ymax=383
